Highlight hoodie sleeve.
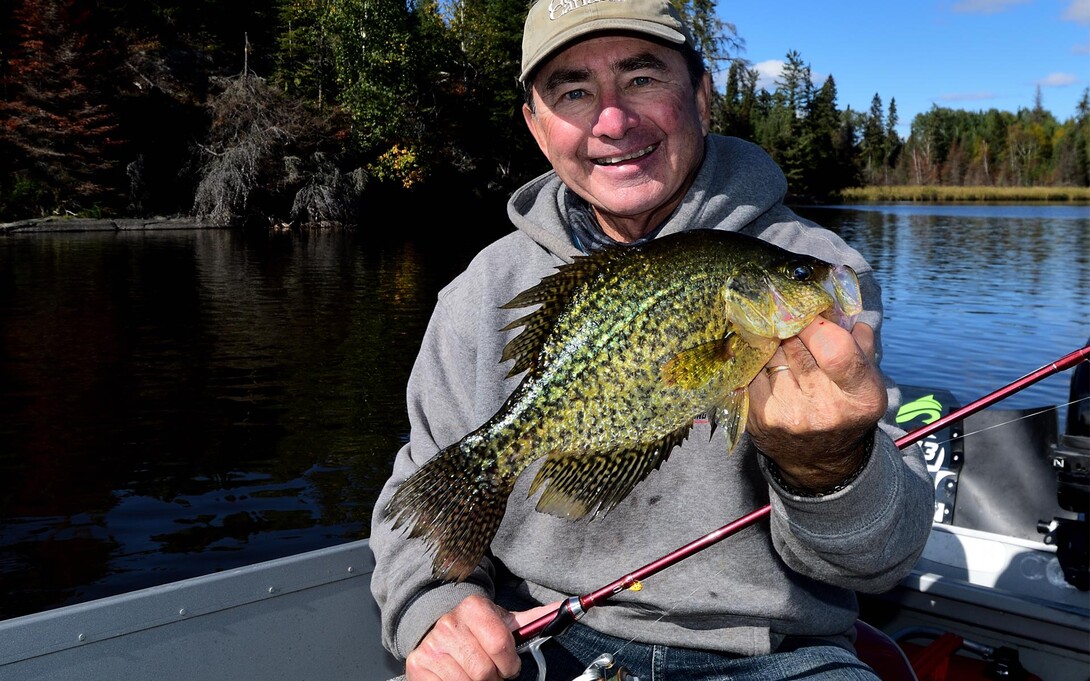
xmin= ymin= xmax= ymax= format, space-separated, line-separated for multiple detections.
xmin=755 ymin=264 xmax=935 ymax=592
xmin=368 ymin=281 xmax=496 ymax=659
xmin=759 ymin=420 xmax=934 ymax=592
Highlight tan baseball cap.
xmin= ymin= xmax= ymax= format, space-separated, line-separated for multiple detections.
xmin=520 ymin=0 xmax=695 ymax=83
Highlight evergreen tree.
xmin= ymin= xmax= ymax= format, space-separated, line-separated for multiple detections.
xmin=0 ymin=0 xmax=125 ymax=217
xmin=1073 ymin=89 xmax=1090 ymax=186
xmin=836 ymin=106 xmax=863 ymax=188
xmin=675 ymin=0 xmax=741 ymax=75
xmin=275 ymin=0 xmax=338 ymax=109
xmin=801 ymin=75 xmax=844 ymax=199
xmin=764 ymin=50 xmax=811 ymax=194
xmin=447 ymin=0 xmax=541 ymax=189
xmin=715 ymin=60 xmax=758 ymax=140
xmin=332 ymin=0 xmax=435 ymax=188
xmin=861 ymin=93 xmax=885 ymax=185
xmin=884 ymin=98 xmax=902 ymax=181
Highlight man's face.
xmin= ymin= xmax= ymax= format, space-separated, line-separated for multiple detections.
xmin=523 ymin=35 xmax=711 ymax=242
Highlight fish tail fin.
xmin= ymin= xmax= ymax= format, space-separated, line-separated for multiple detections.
xmin=384 ymin=443 xmax=511 ymax=582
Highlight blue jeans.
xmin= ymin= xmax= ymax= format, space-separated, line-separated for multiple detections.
xmin=517 ymin=622 xmax=880 ymax=681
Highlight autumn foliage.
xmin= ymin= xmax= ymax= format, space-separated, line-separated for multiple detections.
xmin=1 ymin=0 xmax=125 ymax=215
xmin=1 ymin=0 xmax=1087 ymax=225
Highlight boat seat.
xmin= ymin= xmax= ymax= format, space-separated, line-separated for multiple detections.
xmin=854 ymin=620 xmax=918 ymax=681
xmin=955 ymin=407 xmax=1067 ymax=541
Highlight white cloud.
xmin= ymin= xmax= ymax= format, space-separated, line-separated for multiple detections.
xmin=753 ymin=59 xmax=784 ymax=91
xmin=1038 ymin=72 xmax=1080 ymax=87
xmin=747 ymin=59 xmax=825 ymax=92
xmin=1074 ymin=41 xmax=1090 ymax=55
xmin=1062 ymin=0 xmax=1090 ymax=24
xmin=951 ymin=0 xmax=1030 ymax=14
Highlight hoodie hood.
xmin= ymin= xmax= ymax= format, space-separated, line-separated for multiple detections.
xmin=507 ymin=134 xmax=788 ymax=263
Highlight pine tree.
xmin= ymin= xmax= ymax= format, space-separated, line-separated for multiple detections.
xmin=716 ymin=60 xmax=757 ymax=140
xmin=765 ymin=51 xmax=812 ymax=194
xmin=1074 ymin=89 xmax=1090 ymax=186
xmin=332 ymin=0 xmax=432 ymax=187
xmin=861 ymin=93 xmax=885 ymax=185
xmin=447 ymin=0 xmax=538 ymax=188
xmin=802 ymin=75 xmax=843 ymax=199
xmin=674 ymin=0 xmax=742 ymax=75
xmin=884 ymin=98 xmax=902 ymax=182
xmin=0 ymin=0 xmax=125 ymax=217
xmin=275 ymin=0 xmax=338 ymax=109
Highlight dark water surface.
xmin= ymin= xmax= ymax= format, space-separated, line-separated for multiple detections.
xmin=1 ymin=204 xmax=1087 ymax=619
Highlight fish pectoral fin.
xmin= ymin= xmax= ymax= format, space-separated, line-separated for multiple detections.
xmin=661 ymin=338 xmax=736 ymax=390
xmin=529 ymin=425 xmax=692 ymax=520
xmin=709 ymin=389 xmax=749 ymax=454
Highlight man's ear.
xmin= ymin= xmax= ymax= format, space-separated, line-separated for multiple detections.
xmin=523 ymin=99 xmax=549 ymax=156
xmin=697 ymin=72 xmax=712 ymax=136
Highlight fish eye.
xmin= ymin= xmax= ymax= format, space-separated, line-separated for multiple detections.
xmin=790 ymin=264 xmax=813 ymax=281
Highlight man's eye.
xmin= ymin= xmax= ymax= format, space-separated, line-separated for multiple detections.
xmin=561 ymin=89 xmax=586 ymax=102
xmin=631 ymin=76 xmax=653 ymax=87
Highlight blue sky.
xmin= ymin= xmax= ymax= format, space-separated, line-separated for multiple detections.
xmin=717 ymin=0 xmax=1090 ymax=136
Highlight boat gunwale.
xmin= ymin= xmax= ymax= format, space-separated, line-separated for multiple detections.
xmin=0 ymin=538 xmax=376 ymax=667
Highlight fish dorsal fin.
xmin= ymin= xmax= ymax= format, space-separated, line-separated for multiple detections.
xmin=498 ymin=254 xmax=612 ymax=377
xmin=527 ymin=424 xmax=692 ymax=520
xmin=661 ymin=336 xmax=737 ymax=390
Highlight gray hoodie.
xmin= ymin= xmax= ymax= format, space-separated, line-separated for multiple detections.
xmin=370 ymin=134 xmax=933 ymax=659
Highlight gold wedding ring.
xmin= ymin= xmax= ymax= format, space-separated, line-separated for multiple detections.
xmin=766 ymin=365 xmax=791 ymax=375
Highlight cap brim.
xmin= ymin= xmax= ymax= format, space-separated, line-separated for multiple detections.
xmin=520 ymin=20 xmax=687 ymax=83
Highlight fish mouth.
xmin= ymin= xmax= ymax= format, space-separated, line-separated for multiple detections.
xmin=819 ymin=265 xmax=862 ymax=331
xmin=726 ymin=265 xmax=862 ymax=338
xmin=593 ymin=143 xmax=657 ymax=166
xmin=728 ymin=284 xmax=814 ymax=339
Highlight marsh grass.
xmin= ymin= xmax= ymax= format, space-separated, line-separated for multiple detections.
xmin=839 ymin=186 xmax=1090 ymax=203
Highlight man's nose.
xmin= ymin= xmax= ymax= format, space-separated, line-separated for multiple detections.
xmin=591 ymin=92 xmax=638 ymax=139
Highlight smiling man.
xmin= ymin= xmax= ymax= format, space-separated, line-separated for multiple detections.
xmin=522 ymin=34 xmax=709 ymax=242
xmin=370 ymin=1 xmax=934 ymax=679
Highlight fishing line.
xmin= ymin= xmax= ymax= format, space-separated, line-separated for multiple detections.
xmin=605 ymin=551 xmax=735 ymax=665
xmin=916 ymin=396 xmax=1089 ymax=450
xmin=602 ymin=393 xmax=1090 ymax=664
xmin=513 ymin=345 xmax=1090 ymax=677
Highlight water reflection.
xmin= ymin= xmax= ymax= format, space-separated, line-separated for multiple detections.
xmin=0 ymin=205 xmax=1087 ymax=619
xmin=0 ymin=228 xmax=486 ymax=618
xmin=798 ymin=204 xmax=1089 ymax=413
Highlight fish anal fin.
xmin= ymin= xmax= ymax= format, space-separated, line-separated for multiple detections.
xmin=528 ymin=425 xmax=691 ymax=520
xmin=662 ymin=338 xmax=736 ymax=390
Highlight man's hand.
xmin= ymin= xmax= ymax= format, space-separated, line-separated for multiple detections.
xmin=405 ymin=595 xmax=560 ymax=681
xmin=746 ymin=319 xmax=887 ymax=493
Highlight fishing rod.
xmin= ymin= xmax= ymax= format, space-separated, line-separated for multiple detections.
xmin=514 ymin=344 xmax=1090 ymax=647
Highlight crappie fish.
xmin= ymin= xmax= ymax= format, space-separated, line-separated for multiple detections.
xmin=386 ymin=230 xmax=862 ymax=581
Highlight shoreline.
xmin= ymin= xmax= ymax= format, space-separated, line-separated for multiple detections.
xmin=0 ymin=216 xmax=217 ymax=235
xmin=839 ymin=185 xmax=1090 ymax=203
xmin=5 ymin=190 xmax=1087 ymax=235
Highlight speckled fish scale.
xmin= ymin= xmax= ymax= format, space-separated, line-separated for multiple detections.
xmin=386 ymin=230 xmax=862 ymax=581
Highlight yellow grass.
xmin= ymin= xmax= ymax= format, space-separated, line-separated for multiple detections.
xmin=839 ymin=185 xmax=1090 ymax=203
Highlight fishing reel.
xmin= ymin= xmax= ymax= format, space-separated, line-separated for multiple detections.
xmin=1038 ymin=352 xmax=1089 ymax=591
xmin=571 ymin=654 xmax=639 ymax=681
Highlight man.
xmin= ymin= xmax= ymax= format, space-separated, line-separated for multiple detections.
xmin=370 ymin=0 xmax=934 ymax=678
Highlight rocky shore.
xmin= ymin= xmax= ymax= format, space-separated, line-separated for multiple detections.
xmin=0 ymin=216 xmax=215 ymax=235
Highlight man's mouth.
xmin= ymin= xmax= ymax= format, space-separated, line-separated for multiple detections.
xmin=593 ymin=143 xmax=657 ymax=166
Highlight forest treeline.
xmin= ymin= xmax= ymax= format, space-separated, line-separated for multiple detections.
xmin=2 ymin=0 xmax=1088 ymax=226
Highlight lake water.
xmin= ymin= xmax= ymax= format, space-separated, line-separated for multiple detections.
xmin=1 ymin=204 xmax=1088 ymax=619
